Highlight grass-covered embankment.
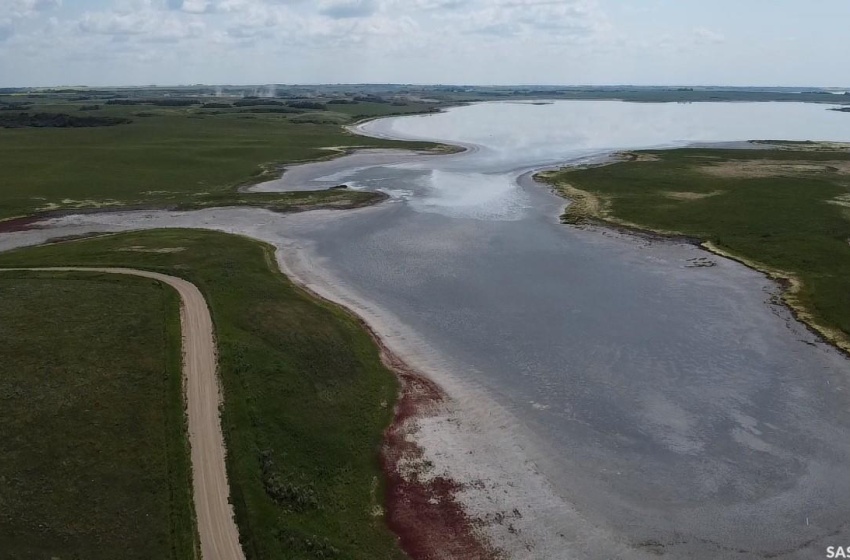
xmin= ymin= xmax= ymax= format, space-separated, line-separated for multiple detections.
xmin=170 ymin=188 xmax=386 ymax=212
xmin=0 ymin=271 xmax=195 ymax=559
xmin=0 ymin=230 xmax=407 ymax=559
xmin=541 ymin=145 xmax=850 ymax=352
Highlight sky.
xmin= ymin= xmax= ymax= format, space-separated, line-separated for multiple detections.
xmin=0 ymin=0 xmax=848 ymax=88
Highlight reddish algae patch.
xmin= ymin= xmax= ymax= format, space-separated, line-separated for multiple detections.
xmin=0 ymin=216 xmax=43 ymax=233
xmin=376 ymin=344 xmax=500 ymax=560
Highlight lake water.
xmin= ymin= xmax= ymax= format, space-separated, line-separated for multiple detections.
xmin=5 ymin=101 xmax=850 ymax=559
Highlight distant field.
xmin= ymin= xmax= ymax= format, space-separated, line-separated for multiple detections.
xmin=0 ymin=272 xmax=195 ymax=559
xmin=0 ymin=94 xmax=441 ymax=220
xmin=0 ymin=230 xmax=407 ymax=560
xmin=543 ymin=145 xmax=850 ymax=351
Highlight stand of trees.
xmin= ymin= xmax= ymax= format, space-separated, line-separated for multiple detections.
xmin=106 ymin=99 xmax=199 ymax=106
xmin=233 ymin=99 xmax=285 ymax=107
xmin=286 ymin=101 xmax=327 ymax=110
xmin=0 ymin=112 xmax=132 ymax=128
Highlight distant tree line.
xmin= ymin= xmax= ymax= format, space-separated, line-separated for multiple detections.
xmin=232 ymin=99 xmax=285 ymax=107
xmin=228 ymin=99 xmax=328 ymax=111
xmin=242 ymin=107 xmax=302 ymax=114
xmin=50 ymin=89 xmax=121 ymax=96
xmin=286 ymin=101 xmax=327 ymax=110
xmin=353 ymin=95 xmax=390 ymax=103
xmin=0 ymin=102 xmax=33 ymax=111
xmin=64 ymin=95 xmax=121 ymax=101
xmin=0 ymin=112 xmax=132 ymax=128
xmin=106 ymin=98 xmax=199 ymax=106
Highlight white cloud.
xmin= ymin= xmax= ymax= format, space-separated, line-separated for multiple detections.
xmin=693 ymin=27 xmax=726 ymax=45
xmin=181 ymin=0 xmax=212 ymax=13
xmin=320 ymin=0 xmax=378 ymax=19
xmin=0 ymin=0 xmax=61 ymax=17
xmin=0 ymin=0 xmax=60 ymax=40
xmin=76 ymin=6 xmax=204 ymax=43
xmin=0 ymin=19 xmax=13 ymax=41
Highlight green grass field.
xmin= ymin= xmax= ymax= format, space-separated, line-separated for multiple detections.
xmin=0 ymin=271 xmax=196 ymax=559
xmin=0 ymin=96 xmax=440 ymax=220
xmin=544 ymin=146 xmax=850 ymax=349
xmin=0 ymin=230 xmax=407 ymax=560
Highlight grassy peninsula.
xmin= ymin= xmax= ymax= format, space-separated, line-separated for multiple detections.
xmin=0 ymin=230 xmax=406 ymax=560
xmin=541 ymin=143 xmax=850 ymax=352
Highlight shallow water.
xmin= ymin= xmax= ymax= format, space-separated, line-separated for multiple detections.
xmin=5 ymin=100 xmax=850 ymax=559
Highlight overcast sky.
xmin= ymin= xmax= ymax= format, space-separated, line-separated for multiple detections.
xmin=1 ymin=0 xmax=848 ymax=88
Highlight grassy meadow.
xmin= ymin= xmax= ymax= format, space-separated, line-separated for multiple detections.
xmin=543 ymin=145 xmax=850 ymax=350
xmin=0 ymin=271 xmax=195 ymax=559
xmin=0 ymin=230 xmax=407 ymax=560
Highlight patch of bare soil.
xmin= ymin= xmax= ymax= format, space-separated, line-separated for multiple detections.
xmin=753 ymin=141 xmax=850 ymax=152
xmin=700 ymin=160 xmax=850 ymax=178
xmin=828 ymin=194 xmax=850 ymax=209
xmin=622 ymin=152 xmax=660 ymax=162
xmin=118 ymin=246 xmax=186 ymax=253
xmin=663 ymin=190 xmax=725 ymax=201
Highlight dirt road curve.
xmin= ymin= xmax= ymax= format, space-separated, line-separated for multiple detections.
xmin=2 ymin=267 xmax=245 ymax=560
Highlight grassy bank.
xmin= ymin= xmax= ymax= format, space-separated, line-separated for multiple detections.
xmin=0 ymin=230 xmax=406 ymax=560
xmin=0 ymin=96 xmax=441 ymax=220
xmin=541 ymin=144 xmax=850 ymax=352
xmin=0 ymin=271 xmax=195 ymax=559
xmin=170 ymin=188 xmax=385 ymax=212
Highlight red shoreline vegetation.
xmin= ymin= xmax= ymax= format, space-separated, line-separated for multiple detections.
xmin=0 ymin=216 xmax=43 ymax=233
xmin=275 ymin=251 xmax=499 ymax=559
xmin=377 ymin=346 xmax=500 ymax=560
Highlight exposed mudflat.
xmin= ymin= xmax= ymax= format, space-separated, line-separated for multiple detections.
xmin=4 ymin=100 xmax=850 ymax=559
